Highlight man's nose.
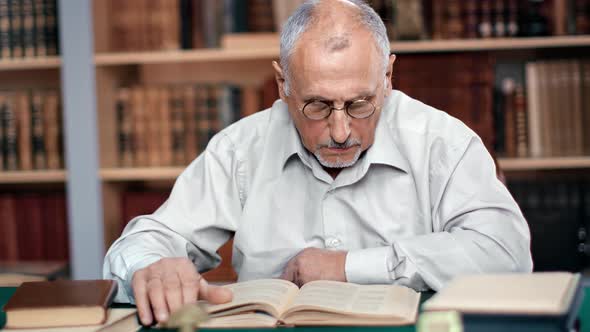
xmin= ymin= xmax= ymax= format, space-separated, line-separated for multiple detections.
xmin=328 ymin=107 xmax=351 ymax=144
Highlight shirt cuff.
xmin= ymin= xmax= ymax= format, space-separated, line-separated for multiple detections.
xmin=122 ymin=254 xmax=164 ymax=304
xmin=345 ymin=246 xmax=396 ymax=284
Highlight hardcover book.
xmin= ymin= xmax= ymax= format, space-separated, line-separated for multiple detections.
xmin=4 ymin=279 xmax=118 ymax=329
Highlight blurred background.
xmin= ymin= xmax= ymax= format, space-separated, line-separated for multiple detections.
xmin=0 ymin=0 xmax=589 ymax=282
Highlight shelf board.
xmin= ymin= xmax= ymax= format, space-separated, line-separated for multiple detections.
xmin=391 ymin=35 xmax=590 ymax=53
xmin=498 ymin=157 xmax=590 ymax=171
xmin=0 ymin=56 xmax=61 ymax=71
xmin=95 ymin=48 xmax=279 ymax=66
xmin=0 ymin=170 xmax=67 ymax=184
xmin=100 ymin=167 xmax=184 ymax=181
xmin=94 ymin=35 xmax=590 ymax=66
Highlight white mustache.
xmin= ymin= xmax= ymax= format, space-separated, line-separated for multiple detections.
xmin=320 ymin=138 xmax=361 ymax=149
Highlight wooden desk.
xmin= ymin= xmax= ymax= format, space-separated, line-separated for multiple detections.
xmin=1 ymin=285 xmax=588 ymax=331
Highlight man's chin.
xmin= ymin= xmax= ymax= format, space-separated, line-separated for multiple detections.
xmin=315 ymin=152 xmax=361 ymax=168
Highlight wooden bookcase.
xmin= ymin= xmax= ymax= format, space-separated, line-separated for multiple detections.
xmin=3 ymin=0 xmax=590 ymax=278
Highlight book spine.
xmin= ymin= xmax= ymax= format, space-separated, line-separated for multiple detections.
xmin=492 ymin=0 xmax=506 ymax=37
xmin=43 ymin=89 xmax=60 ymax=169
xmin=191 ymin=0 xmax=205 ymax=48
xmin=131 ymin=87 xmax=147 ymax=167
xmin=0 ymin=0 xmax=10 ymax=58
xmin=116 ymin=88 xmax=134 ymax=167
xmin=16 ymin=194 xmax=45 ymax=260
xmin=247 ymin=0 xmax=275 ymax=32
xmin=581 ymin=60 xmax=590 ymax=155
xmin=3 ymin=92 xmax=18 ymax=170
xmin=464 ymin=0 xmax=478 ymax=39
xmin=31 ymin=91 xmax=46 ymax=169
xmin=479 ymin=0 xmax=493 ymax=38
xmin=240 ymin=85 xmax=261 ymax=118
xmin=43 ymin=0 xmax=57 ymax=55
xmin=180 ymin=0 xmax=192 ymax=49
xmin=502 ymin=78 xmax=517 ymax=157
xmin=514 ymin=84 xmax=528 ymax=158
xmin=145 ymin=86 xmax=160 ymax=166
xmin=159 ymin=87 xmax=172 ymax=166
xmin=42 ymin=193 xmax=69 ymax=260
xmin=32 ymin=0 xmax=45 ymax=56
xmin=575 ymin=0 xmax=590 ymax=34
xmin=0 ymin=93 xmax=5 ymax=170
xmin=170 ymin=86 xmax=186 ymax=166
xmin=431 ymin=0 xmax=445 ymax=39
xmin=505 ymin=0 xmax=519 ymax=37
xmin=183 ymin=85 xmax=197 ymax=162
xmin=9 ymin=0 xmax=23 ymax=57
xmin=195 ymin=85 xmax=209 ymax=152
xmin=0 ymin=195 xmax=19 ymax=260
xmin=21 ymin=0 xmax=34 ymax=57
xmin=16 ymin=91 xmax=32 ymax=170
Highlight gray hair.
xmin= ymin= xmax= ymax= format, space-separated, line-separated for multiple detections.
xmin=279 ymin=0 xmax=390 ymax=96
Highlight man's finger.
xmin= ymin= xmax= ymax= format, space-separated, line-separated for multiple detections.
xmin=198 ymin=278 xmax=233 ymax=304
xmin=179 ymin=274 xmax=199 ymax=305
xmin=132 ymin=271 xmax=153 ymax=326
xmin=147 ymin=278 xmax=168 ymax=323
xmin=280 ymin=261 xmax=295 ymax=282
xmin=163 ymin=273 xmax=183 ymax=315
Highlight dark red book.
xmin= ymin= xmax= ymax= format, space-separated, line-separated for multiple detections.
xmin=0 ymin=195 xmax=19 ymax=260
xmin=120 ymin=191 xmax=169 ymax=234
xmin=42 ymin=193 xmax=69 ymax=260
xmin=15 ymin=194 xmax=44 ymax=260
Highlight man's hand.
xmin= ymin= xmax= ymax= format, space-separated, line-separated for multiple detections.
xmin=132 ymin=257 xmax=233 ymax=325
xmin=280 ymin=248 xmax=347 ymax=286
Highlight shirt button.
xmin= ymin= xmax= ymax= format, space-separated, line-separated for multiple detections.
xmin=326 ymin=237 xmax=342 ymax=248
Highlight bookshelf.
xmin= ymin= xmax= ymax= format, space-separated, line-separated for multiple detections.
xmin=3 ymin=0 xmax=589 ymax=279
xmin=0 ymin=170 xmax=66 ymax=184
xmin=0 ymin=57 xmax=61 ymax=71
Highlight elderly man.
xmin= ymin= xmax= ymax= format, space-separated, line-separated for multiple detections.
xmin=103 ymin=0 xmax=533 ymax=326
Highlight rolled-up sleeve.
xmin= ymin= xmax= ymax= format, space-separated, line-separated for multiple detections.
xmin=103 ymin=133 xmax=244 ymax=303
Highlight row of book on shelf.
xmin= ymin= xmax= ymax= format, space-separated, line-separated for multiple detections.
xmin=115 ymin=80 xmax=278 ymax=168
xmin=0 ymin=88 xmax=62 ymax=171
xmin=0 ymin=192 xmax=68 ymax=261
xmin=0 ymin=0 xmax=59 ymax=59
xmin=496 ymin=58 xmax=590 ymax=158
xmin=107 ymin=0 xmax=590 ymax=53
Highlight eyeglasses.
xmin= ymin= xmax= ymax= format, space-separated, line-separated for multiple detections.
xmin=300 ymin=99 xmax=377 ymax=120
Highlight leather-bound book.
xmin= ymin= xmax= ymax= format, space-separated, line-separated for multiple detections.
xmin=3 ymin=279 xmax=117 ymax=329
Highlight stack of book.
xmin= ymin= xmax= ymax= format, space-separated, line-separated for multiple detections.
xmin=0 ymin=88 xmax=62 ymax=171
xmin=0 ymin=0 xmax=59 ymax=59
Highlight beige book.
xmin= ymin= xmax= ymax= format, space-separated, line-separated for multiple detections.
xmin=202 ymin=279 xmax=420 ymax=328
xmin=423 ymin=272 xmax=581 ymax=315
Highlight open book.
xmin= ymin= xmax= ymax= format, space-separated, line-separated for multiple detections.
xmin=201 ymin=279 xmax=420 ymax=328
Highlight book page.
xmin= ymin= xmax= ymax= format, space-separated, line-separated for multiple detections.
xmin=284 ymin=280 xmax=420 ymax=319
xmin=201 ymin=312 xmax=278 ymax=328
xmin=206 ymin=279 xmax=300 ymax=318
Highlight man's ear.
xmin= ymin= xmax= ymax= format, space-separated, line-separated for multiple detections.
xmin=385 ymin=54 xmax=397 ymax=92
xmin=272 ymin=61 xmax=288 ymax=101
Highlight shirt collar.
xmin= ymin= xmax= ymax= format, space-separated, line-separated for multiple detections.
xmin=362 ymin=93 xmax=410 ymax=173
xmin=270 ymin=100 xmax=312 ymax=168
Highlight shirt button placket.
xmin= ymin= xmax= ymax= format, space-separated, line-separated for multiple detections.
xmin=323 ymin=188 xmax=342 ymax=249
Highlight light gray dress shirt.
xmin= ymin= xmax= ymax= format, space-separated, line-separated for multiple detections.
xmin=103 ymin=90 xmax=533 ymax=303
